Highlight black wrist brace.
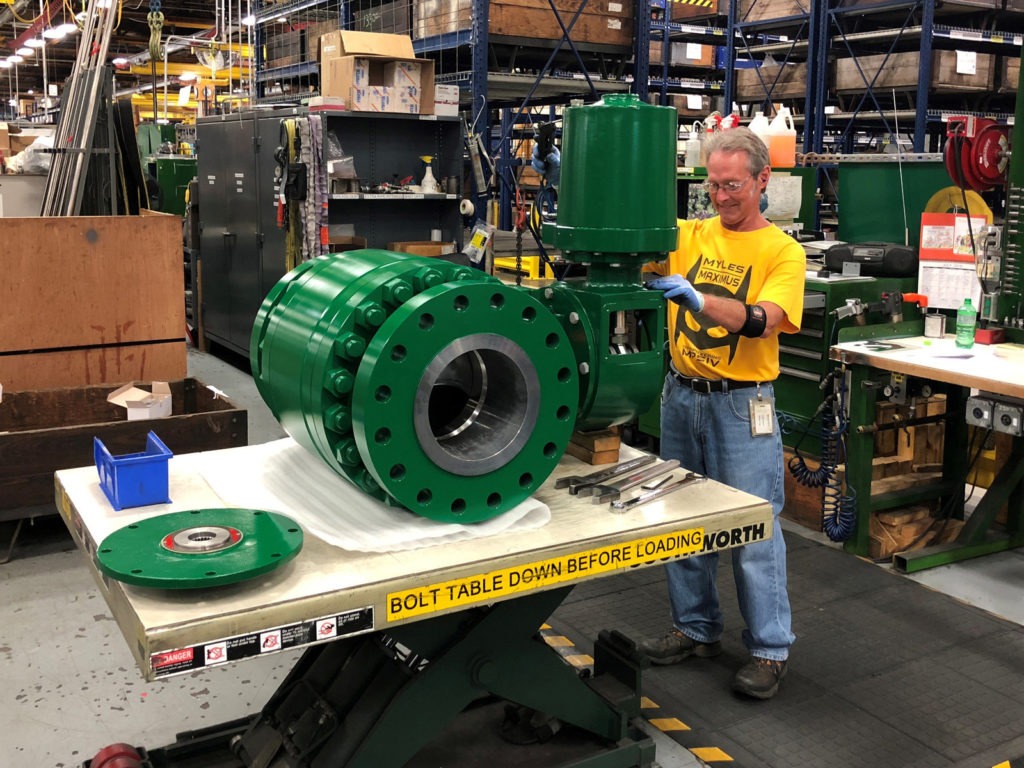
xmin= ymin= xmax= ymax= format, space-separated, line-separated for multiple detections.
xmin=739 ymin=303 xmax=767 ymax=338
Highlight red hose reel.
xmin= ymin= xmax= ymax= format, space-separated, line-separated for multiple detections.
xmin=944 ymin=116 xmax=1010 ymax=192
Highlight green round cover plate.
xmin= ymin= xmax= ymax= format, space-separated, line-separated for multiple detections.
xmin=96 ymin=508 xmax=304 ymax=589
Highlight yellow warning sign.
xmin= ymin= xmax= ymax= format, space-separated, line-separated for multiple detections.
xmin=387 ymin=528 xmax=705 ymax=622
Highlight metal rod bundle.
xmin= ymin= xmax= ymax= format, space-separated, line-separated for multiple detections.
xmin=41 ymin=0 xmax=120 ymax=216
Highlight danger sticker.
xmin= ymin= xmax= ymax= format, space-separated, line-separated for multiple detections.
xmin=149 ymin=606 xmax=374 ymax=678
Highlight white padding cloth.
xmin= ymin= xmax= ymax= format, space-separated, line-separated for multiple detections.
xmin=199 ymin=439 xmax=550 ymax=553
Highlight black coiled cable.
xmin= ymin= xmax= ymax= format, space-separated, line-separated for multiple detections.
xmin=788 ymin=370 xmax=857 ymax=541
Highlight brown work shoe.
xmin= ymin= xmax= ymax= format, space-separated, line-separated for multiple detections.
xmin=732 ymin=657 xmax=787 ymax=699
xmin=638 ymin=629 xmax=722 ymax=666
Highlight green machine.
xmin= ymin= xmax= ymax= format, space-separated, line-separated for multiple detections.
xmin=239 ymin=93 xmax=678 ymax=768
xmin=152 ymin=156 xmax=197 ymax=216
xmin=251 ymin=94 xmax=675 ymax=523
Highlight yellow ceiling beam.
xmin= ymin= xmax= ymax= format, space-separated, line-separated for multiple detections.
xmin=127 ymin=61 xmax=244 ymax=80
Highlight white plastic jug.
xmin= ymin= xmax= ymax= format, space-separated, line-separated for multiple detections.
xmin=683 ymin=121 xmax=703 ymax=168
xmin=749 ymin=111 xmax=771 ymax=148
xmin=767 ymin=108 xmax=796 ymax=168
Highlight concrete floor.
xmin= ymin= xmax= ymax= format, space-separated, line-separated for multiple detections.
xmin=1 ymin=346 xmax=1022 ymax=767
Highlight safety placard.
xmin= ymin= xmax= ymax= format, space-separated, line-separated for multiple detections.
xmin=387 ymin=528 xmax=708 ymax=622
xmin=149 ymin=606 xmax=374 ymax=678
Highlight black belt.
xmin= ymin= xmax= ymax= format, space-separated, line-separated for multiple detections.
xmin=669 ymin=366 xmax=760 ymax=394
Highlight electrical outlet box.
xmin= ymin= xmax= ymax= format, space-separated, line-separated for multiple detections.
xmin=993 ymin=402 xmax=1023 ymax=437
xmin=965 ymin=396 xmax=993 ymax=429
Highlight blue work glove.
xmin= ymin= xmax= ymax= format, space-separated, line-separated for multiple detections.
xmin=531 ymin=144 xmax=560 ymax=186
xmin=644 ymin=275 xmax=705 ymax=313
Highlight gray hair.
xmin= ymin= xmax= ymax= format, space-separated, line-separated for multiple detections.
xmin=701 ymin=126 xmax=770 ymax=176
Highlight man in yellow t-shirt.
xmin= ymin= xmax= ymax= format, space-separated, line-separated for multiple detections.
xmin=640 ymin=127 xmax=805 ymax=700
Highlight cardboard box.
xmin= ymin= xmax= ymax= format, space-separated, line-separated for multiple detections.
xmin=0 ymin=122 xmax=9 ymax=154
xmin=308 ymin=95 xmax=348 ymax=110
xmin=387 ymin=240 xmax=457 ymax=257
xmin=319 ymin=29 xmax=415 ymax=62
xmin=107 ymin=381 xmax=173 ymax=421
xmin=834 ymin=51 xmax=994 ymax=94
xmin=322 ymin=54 xmax=435 ymax=114
xmin=434 ymin=84 xmax=460 ymax=116
xmin=385 ymin=60 xmax=422 ymax=89
xmin=393 ymin=86 xmax=421 ymax=113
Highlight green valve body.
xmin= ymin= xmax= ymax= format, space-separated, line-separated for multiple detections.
xmin=251 ymin=250 xmax=578 ymax=524
xmin=543 ymin=93 xmax=678 ymax=428
xmin=251 ymin=96 xmax=678 ymax=522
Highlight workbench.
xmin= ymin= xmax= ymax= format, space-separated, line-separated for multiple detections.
xmin=56 ymin=440 xmax=772 ymax=767
xmin=830 ymin=333 xmax=1024 ymax=572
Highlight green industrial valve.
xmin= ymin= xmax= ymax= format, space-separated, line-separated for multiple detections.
xmin=251 ymin=94 xmax=678 ymax=522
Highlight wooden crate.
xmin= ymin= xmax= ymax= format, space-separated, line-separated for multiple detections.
xmin=352 ymin=0 xmax=412 ymax=35
xmin=737 ymin=0 xmax=809 ymax=22
xmin=735 ymin=62 xmax=807 ymax=101
xmin=659 ymin=93 xmax=716 ymax=118
xmin=650 ymin=41 xmax=716 ymax=67
xmin=0 ymin=378 xmax=247 ymax=512
xmin=835 ymin=51 xmax=994 ymax=94
xmin=0 ymin=212 xmax=186 ymax=392
xmin=998 ymin=56 xmax=1020 ymax=94
xmin=414 ymin=0 xmax=634 ymax=45
xmin=834 ymin=0 xmax=997 ymax=8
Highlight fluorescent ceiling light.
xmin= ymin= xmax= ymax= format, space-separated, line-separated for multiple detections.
xmin=112 ymin=56 xmax=128 ymax=65
xmin=241 ymin=14 xmax=255 ymax=26
xmin=57 ymin=23 xmax=78 ymax=35
xmin=0 ymin=61 xmax=11 ymax=69
xmin=42 ymin=27 xmax=67 ymax=40
xmin=16 ymin=47 xmax=33 ymax=56
xmin=276 ymin=16 xmax=287 ymax=23
xmin=8 ymin=55 xmax=23 ymax=64
xmin=179 ymin=70 xmax=198 ymax=82
xmin=25 ymin=38 xmax=46 ymax=48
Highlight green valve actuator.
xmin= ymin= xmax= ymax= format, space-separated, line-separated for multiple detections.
xmin=252 ymin=94 xmax=678 ymax=522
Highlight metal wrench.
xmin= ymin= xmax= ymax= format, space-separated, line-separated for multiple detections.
xmin=610 ymin=471 xmax=705 ymax=512
xmin=554 ymin=454 xmax=657 ymax=495
xmin=586 ymin=460 xmax=681 ymax=504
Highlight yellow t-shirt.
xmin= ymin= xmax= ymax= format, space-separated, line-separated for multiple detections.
xmin=647 ymin=217 xmax=806 ymax=382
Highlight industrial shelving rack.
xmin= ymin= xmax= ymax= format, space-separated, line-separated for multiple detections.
xmin=724 ymin=0 xmax=1024 ymax=155
xmin=817 ymin=0 xmax=1024 ymax=154
xmin=647 ymin=0 xmax=729 ymax=114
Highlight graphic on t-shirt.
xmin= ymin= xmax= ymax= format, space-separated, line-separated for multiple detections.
xmin=673 ymin=254 xmax=752 ymax=365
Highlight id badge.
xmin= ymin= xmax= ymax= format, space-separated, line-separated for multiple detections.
xmin=749 ymin=396 xmax=774 ymax=436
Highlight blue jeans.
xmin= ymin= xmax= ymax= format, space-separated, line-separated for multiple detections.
xmin=659 ymin=376 xmax=795 ymax=661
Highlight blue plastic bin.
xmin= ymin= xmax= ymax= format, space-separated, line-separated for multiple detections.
xmin=94 ymin=431 xmax=173 ymax=511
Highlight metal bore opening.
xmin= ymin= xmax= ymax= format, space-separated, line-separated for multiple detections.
xmin=162 ymin=526 xmax=241 ymax=554
xmin=414 ymin=333 xmax=540 ymax=476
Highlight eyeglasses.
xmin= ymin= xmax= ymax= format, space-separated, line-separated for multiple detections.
xmin=702 ymin=176 xmax=754 ymax=196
